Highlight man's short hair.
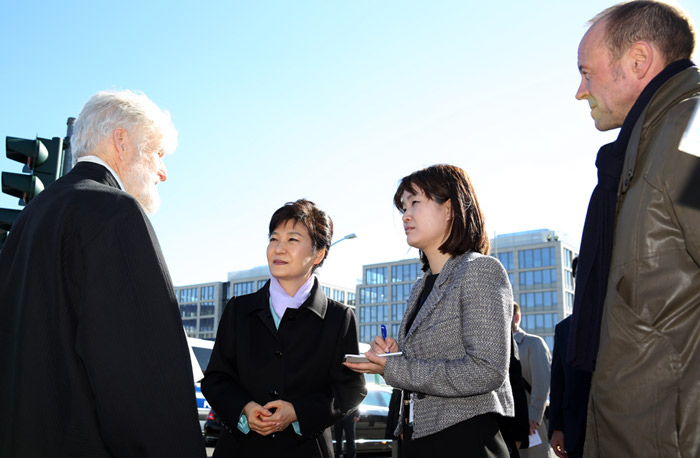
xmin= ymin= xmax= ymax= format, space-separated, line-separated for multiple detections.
xmin=72 ymin=90 xmax=177 ymax=162
xmin=591 ymin=1 xmax=695 ymax=66
xmin=513 ymin=301 xmax=521 ymax=318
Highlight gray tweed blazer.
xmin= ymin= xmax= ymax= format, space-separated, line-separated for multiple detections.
xmin=383 ymin=251 xmax=515 ymax=439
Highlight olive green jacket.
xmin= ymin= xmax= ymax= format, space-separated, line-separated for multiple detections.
xmin=585 ymin=66 xmax=700 ymax=457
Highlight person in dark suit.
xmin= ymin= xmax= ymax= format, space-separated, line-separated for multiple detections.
xmin=549 ymin=258 xmax=591 ymax=458
xmin=202 ymin=199 xmax=367 ymax=458
xmin=334 ymin=408 xmax=360 ymax=458
xmin=0 ymin=90 xmax=206 ymax=457
xmin=548 ymin=317 xmax=591 ymax=458
xmin=346 ymin=164 xmax=513 ymax=458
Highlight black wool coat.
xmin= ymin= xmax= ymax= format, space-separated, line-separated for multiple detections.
xmin=0 ymin=162 xmax=206 ymax=458
xmin=202 ymin=280 xmax=367 ymax=458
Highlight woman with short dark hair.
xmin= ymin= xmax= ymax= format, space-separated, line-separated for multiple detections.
xmin=346 ymin=164 xmax=514 ymax=457
xmin=203 ymin=199 xmax=367 ymax=458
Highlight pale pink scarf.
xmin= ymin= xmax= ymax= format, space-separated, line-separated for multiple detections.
xmin=269 ymin=274 xmax=315 ymax=318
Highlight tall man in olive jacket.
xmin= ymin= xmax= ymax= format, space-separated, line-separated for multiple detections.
xmin=0 ymin=90 xmax=206 ymax=458
xmin=572 ymin=2 xmax=700 ymax=456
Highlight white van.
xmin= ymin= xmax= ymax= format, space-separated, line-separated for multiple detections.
xmin=187 ymin=337 xmax=215 ymax=431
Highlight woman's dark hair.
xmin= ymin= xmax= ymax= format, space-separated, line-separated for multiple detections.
xmin=269 ymin=199 xmax=334 ymax=270
xmin=393 ymin=164 xmax=490 ymax=271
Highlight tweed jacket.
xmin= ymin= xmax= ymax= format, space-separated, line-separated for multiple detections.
xmin=585 ymin=65 xmax=700 ymax=457
xmin=383 ymin=251 xmax=514 ymax=439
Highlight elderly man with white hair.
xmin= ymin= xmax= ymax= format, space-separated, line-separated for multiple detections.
xmin=0 ymin=90 xmax=206 ymax=458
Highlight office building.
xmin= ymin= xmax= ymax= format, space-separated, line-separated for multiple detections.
xmin=173 ymin=281 xmax=229 ymax=339
xmin=491 ymin=229 xmax=578 ymax=349
xmin=356 ymin=258 xmax=422 ymax=343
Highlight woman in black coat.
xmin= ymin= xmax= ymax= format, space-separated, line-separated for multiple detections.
xmin=202 ymin=199 xmax=367 ymax=458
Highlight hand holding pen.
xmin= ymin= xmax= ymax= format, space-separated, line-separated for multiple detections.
xmin=343 ymin=324 xmax=400 ymax=375
xmin=372 ymin=324 xmax=399 ymax=355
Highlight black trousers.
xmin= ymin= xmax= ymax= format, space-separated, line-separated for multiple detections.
xmin=334 ymin=415 xmax=357 ymax=458
xmin=404 ymin=413 xmax=509 ymax=458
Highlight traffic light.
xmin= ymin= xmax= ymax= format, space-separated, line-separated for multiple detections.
xmin=3 ymin=136 xmax=64 ymax=204
xmin=0 ymin=135 xmax=65 ymax=248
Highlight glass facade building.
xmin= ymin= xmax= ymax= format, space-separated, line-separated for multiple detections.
xmin=173 ymin=281 xmax=229 ymax=339
xmin=356 ymin=258 xmax=423 ymax=343
xmin=492 ymin=229 xmax=578 ymax=350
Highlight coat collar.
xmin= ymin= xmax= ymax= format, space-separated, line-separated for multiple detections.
xmin=620 ymin=63 xmax=699 ymax=195
xmin=71 ymin=161 xmax=122 ymax=190
xmin=251 ymin=277 xmax=328 ymax=319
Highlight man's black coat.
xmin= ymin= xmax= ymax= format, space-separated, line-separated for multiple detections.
xmin=0 ymin=162 xmax=206 ymax=457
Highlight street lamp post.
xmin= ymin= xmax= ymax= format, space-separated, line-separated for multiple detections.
xmin=331 ymin=233 xmax=357 ymax=247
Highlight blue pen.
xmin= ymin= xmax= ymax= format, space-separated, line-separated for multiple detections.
xmin=380 ymin=324 xmax=389 ymax=353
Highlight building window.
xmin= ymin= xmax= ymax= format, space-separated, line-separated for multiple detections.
xmin=233 ymin=281 xmax=255 ymax=297
xmin=518 ymin=268 xmax=556 ymax=290
xmin=333 ymin=289 xmax=345 ymax=303
xmin=257 ymin=279 xmax=268 ymax=290
xmin=518 ymin=247 xmax=556 ymax=269
xmin=360 ymin=324 xmax=380 ymax=343
xmin=183 ymin=319 xmax=197 ymax=334
xmin=521 ymin=313 xmax=558 ymax=332
xmin=180 ymin=304 xmax=197 ymax=318
xmin=564 ymin=248 xmax=573 ymax=269
xmin=392 ymin=303 xmax=407 ymax=321
xmin=391 ymin=323 xmax=401 ymax=338
xmin=179 ymin=287 xmax=198 ymax=303
xmin=200 ymin=285 xmax=216 ymax=301
xmin=359 ymin=305 xmax=388 ymax=323
xmin=545 ymin=336 xmax=554 ymax=350
xmin=359 ymin=286 xmax=388 ymax=304
xmin=566 ymin=292 xmax=574 ymax=314
xmin=347 ymin=292 xmax=356 ymax=306
xmin=199 ymin=318 xmax=215 ymax=332
xmin=391 ymin=283 xmax=412 ymax=303
xmin=365 ymin=267 xmax=388 ymax=285
xmin=391 ymin=263 xmax=420 ymax=283
xmin=496 ymin=251 xmax=514 ymax=270
xmin=519 ymin=291 xmax=558 ymax=308
xmin=321 ymin=286 xmax=331 ymax=297
xmin=565 ymin=270 xmax=574 ymax=290
xmin=200 ymin=302 xmax=215 ymax=316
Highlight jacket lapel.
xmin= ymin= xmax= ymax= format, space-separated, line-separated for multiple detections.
xmin=404 ymin=255 xmax=458 ymax=341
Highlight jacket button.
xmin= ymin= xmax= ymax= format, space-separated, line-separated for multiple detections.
xmin=270 ymin=389 xmax=279 ymax=398
xmin=274 ymin=350 xmax=283 ymax=359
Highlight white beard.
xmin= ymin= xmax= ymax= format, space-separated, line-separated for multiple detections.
xmin=122 ymin=160 xmax=161 ymax=214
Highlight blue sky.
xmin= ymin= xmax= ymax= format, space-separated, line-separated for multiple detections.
xmin=2 ymin=0 xmax=698 ymax=287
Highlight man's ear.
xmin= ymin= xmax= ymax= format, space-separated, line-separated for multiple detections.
xmin=628 ymin=41 xmax=654 ymax=79
xmin=112 ymin=128 xmax=129 ymax=160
